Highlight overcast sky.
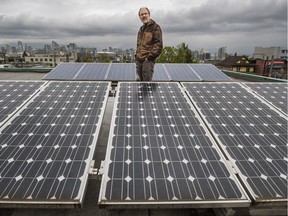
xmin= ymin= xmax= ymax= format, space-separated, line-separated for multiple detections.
xmin=0 ymin=0 xmax=287 ymax=54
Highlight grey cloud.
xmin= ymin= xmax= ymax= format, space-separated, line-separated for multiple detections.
xmin=0 ymin=0 xmax=286 ymax=54
xmin=159 ymin=0 xmax=287 ymax=34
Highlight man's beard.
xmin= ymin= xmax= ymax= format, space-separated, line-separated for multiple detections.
xmin=142 ymin=18 xmax=150 ymax=24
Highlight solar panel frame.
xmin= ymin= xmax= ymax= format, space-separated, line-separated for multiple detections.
xmin=182 ymin=82 xmax=288 ymax=203
xmin=243 ymin=82 xmax=288 ymax=115
xmin=0 ymin=81 xmax=46 ymax=127
xmin=99 ymin=82 xmax=249 ymax=208
xmin=0 ymin=81 xmax=111 ymax=207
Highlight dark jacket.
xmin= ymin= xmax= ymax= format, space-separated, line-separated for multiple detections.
xmin=136 ymin=19 xmax=163 ymax=62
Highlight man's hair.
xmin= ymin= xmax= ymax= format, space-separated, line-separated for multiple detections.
xmin=138 ymin=7 xmax=150 ymax=16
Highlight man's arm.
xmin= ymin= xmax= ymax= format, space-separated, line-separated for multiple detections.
xmin=148 ymin=25 xmax=163 ymax=60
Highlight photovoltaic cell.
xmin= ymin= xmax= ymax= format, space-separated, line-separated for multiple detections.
xmin=106 ymin=63 xmax=136 ymax=81
xmin=188 ymin=64 xmax=231 ymax=81
xmin=99 ymin=82 xmax=249 ymax=207
xmin=182 ymin=82 xmax=288 ymax=202
xmin=0 ymin=81 xmax=110 ymax=206
xmin=164 ymin=64 xmax=201 ymax=81
xmin=0 ymin=81 xmax=45 ymax=126
xmin=43 ymin=63 xmax=85 ymax=80
xmin=153 ymin=64 xmax=171 ymax=81
xmin=244 ymin=82 xmax=287 ymax=114
xmin=76 ymin=63 xmax=110 ymax=80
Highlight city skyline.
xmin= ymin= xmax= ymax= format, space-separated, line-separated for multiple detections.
xmin=1 ymin=0 xmax=287 ymax=55
xmin=2 ymin=40 xmax=286 ymax=58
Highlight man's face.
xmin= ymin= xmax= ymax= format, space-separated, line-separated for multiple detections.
xmin=139 ymin=8 xmax=150 ymax=24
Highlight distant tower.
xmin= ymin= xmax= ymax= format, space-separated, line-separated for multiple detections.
xmin=218 ymin=47 xmax=227 ymax=60
xmin=52 ymin=41 xmax=59 ymax=50
xmin=18 ymin=41 xmax=23 ymax=52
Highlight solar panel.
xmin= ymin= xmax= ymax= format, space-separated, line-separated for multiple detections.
xmin=0 ymin=81 xmax=110 ymax=206
xmin=164 ymin=64 xmax=201 ymax=81
xmin=153 ymin=64 xmax=171 ymax=81
xmin=188 ymin=64 xmax=231 ymax=81
xmin=182 ymin=82 xmax=287 ymax=203
xmin=243 ymin=83 xmax=287 ymax=114
xmin=43 ymin=63 xmax=85 ymax=80
xmin=0 ymin=81 xmax=45 ymax=126
xmin=99 ymin=82 xmax=249 ymax=207
xmin=75 ymin=63 xmax=110 ymax=80
xmin=43 ymin=63 xmax=231 ymax=82
xmin=106 ymin=63 xmax=136 ymax=81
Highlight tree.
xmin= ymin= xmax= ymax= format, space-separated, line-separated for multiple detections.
xmin=175 ymin=43 xmax=192 ymax=63
xmin=157 ymin=46 xmax=177 ymax=63
xmin=156 ymin=43 xmax=193 ymax=63
xmin=76 ymin=52 xmax=94 ymax=62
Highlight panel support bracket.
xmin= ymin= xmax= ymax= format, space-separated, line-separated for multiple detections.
xmin=98 ymin=160 xmax=105 ymax=176
xmin=88 ymin=160 xmax=98 ymax=175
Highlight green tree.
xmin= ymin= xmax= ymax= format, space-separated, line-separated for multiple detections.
xmin=175 ymin=43 xmax=192 ymax=63
xmin=157 ymin=46 xmax=177 ymax=63
xmin=157 ymin=43 xmax=193 ymax=63
xmin=97 ymin=53 xmax=111 ymax=63
xmin=77 ymin=52 xmax=94 ymax=62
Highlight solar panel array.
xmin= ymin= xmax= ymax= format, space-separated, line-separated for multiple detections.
xmin=0 ymin=81 xmax=45 ymax=126
xmin=182 ymin=82 xmax=287 ymax=202
xmin=43 ymin=63 xmax=231 ymax=82
xmin=43 ymin=63 xmax=135 ymax=81
xmin=244 ymin=82 xmax=288 ymax=114
xmin=0 ymin=81 xmax=110 ymax=206
xmin=1 ymin=76 xmax=286 ymax=209
xmin=99 ymin=82 xmax=249 ymax=207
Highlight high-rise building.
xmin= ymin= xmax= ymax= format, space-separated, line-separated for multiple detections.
xmin=52 ymin=41 xmax=59 ymax=50
xmin=44 ymin=44 xmax=52 ymax=54
xmin=18 ymin=41 xmax=23 ymax=52
xmin=24 ymin=45 xmax=33 ymax=53
xmin=217 ymin=47 xmax=227 ymax=60
xmin=67 ymin=43 xmax=77 ymax=51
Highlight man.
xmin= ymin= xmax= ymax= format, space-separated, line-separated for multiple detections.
xmin=135 ymin=7 xmax=163 ymax=81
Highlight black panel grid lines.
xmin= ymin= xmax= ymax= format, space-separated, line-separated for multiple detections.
xmin=182 ymin=82 xmax=288 ymax=203
xmin=0 ymin=81 xmax=111 ymax=206
xmin=99 ymin=82 xmax=249 ymax=207
xmin=106 ymin=63 xmax=136 ymax=81
xmin=43 ymin=63 xmax=85 ymax=80
xmin=164 ymin=64 xmax=202 ymax=81
xmin=243 ymin=82 xmax=288 ymax=115
xmin=0 ymin=81 xmax=45 ymax=127
xmin=188 ymin=64 xmax=232 ymax=81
